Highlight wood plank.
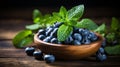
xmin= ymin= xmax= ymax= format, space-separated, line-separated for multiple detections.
xmin=0 ymin=57 xmax=120 ymax=67
xmin=0 ymin=19 xmax=32 ymax=40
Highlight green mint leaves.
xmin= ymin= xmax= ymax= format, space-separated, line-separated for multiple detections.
xmin=75 ymin=19 xmax=98 ymax=30
xmin=105 ymin=45 xmax=120 ymax=55
xmin=57 ymin=24 xmax=73 ymax=41
xmin=104 ymin=17 xmax=120 ymax=55
xmin=94 ymin=23 xmax=106 ymax=36
xmin=57 ymin=5 xmax=84 ymax=41
xmin=67 ymin=5 xmax=84 ymax=21
xmin=12 ymin=30 xmax=33 ymax=48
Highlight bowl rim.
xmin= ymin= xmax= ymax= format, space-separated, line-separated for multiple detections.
xmin=34 ymin=32 xmax=104 ymax=47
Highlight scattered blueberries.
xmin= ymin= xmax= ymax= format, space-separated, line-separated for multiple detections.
xmin=96 ymin=52 xmax=107 ymax=61
xmin=33 ymin=50 xmax=43 ymax=60
xmin=96 ymin=38 xmax=107 ymax=62
xmin=25 ymin=47 xmax=55 ymax=63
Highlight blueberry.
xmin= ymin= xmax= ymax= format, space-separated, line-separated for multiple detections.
xmin=38 ymin=29 xmax=45 ymax=35
xmin=73 ymin=27 xmax=79 ymax=33
xmin=46 ymin=28 xmax=53 ymax=36
xmin=46 ymin=26 xmax=54 ymax=31
xmin=81 ymin=29 xmax=90 ymax=36
xmin=51 ymin=38 xmax=58 ymax=44
xmin=84 ymin=39 xmax=91 ymax=44
xmin=57 ymin=41 xmax=62 ymax=44
xmin=44 ymin=54 xmax=55 ymax=63
xmin=64 ymin=36 xmax=73 ymax=44
xmin=33 ymin=50 xmax=43 ymax=60
xmin=73 ymin=33 xmax=82 ymax=41
xmin=73 ymin=40 xmax=81 ymax=45
xmin=25 ymin=47 xmax=35 ymax=56
xmin=38 ymin=35 xmax=46 ymax=40
xmin=96 ymin=53 xmax=107 ymax=61
xmin=88 ymin=32 xmax=98 ymax=41
xmin=98 ymin=47 xmax=105 ymax=54
xmin=43 ymin=36 xmax=52 ymax=42
xmin=54 ymin=22 xmax=63 ymax=27
xmin=50 ymin=28 xmax=58 ymax=37
xmin=101 ymin=40 xmax=106 ymax=48
xmin=78 ymin=28 xmax=84 ymax=34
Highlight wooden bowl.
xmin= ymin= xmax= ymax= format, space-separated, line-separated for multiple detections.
xmin=34 ymin=33 xmax=104 ymax=60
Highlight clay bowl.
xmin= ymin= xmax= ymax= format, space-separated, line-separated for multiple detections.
xmin=34 ymin=33 xmax=104 ymax=60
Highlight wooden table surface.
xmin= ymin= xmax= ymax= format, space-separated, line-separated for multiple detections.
xmin=0 ymin=7 xmax=120 ymax=67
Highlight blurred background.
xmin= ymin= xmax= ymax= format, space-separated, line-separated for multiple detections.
xmin=0 ymin=0 xmax=120 ymax=19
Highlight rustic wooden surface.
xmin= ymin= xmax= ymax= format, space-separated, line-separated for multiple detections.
xmin=0 ymin=7 xmax=120 ymax=67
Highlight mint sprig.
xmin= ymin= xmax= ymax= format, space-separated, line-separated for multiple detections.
xmin=105 ymin=45 xmax=120 ymax=55
xmin=57 ymin=24 xmax=73 ymax=41
xmin=12 ymin=4 xmax=108 ymax=48
xmin=104 ymin=17 xmax=120 ymax=55
xmin=67 ymin=5 xmax=84 ymax=21
xmin=75 ymin=18 xmax=98 ymax=30
xmin=12 ymin=30 xmax=33 ymax=48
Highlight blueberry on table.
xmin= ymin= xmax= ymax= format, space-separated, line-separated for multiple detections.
xmin=25 ymin=47 xmax=35 ymax=56
xmin=98 ymin=47 xmax=105 ymax=54
xmin=96 ymin=53 xmax=107 ymax=62
xmin=44 ymin=54 xmax=55 ymax=63
xmin=33 ymin=50 xmax=43 ymax=60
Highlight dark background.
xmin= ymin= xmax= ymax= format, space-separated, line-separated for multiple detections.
xmin=0 ymin=0 xmax=120 ymax=8
xmin=0 ymin=0 xmax=120 ymax=19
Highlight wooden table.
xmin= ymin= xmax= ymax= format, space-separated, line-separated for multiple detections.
xmin=0 ymin=7 xmax=120 ymax=67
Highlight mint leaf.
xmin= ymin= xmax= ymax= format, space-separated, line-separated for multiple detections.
xmin=106 ymin=33 xmax=115 ymax=43
xmin=52 ymin=12 xmax=64 ymax=22
xmin=67 ymin=20 xmax=77 ymax=26
xmin=12 ymin=30 xmax=32 ymax=48
xmin=67 ymin=5 xmax=84 ymax=21
xmin=94 ymin=23 xmax=106 ymax=36
xmin=57 ymin=24 xmax=73 ymax=41
xmin=105 ymin=45 xmax=120 ymax=55
xmin=75 ymin=19 xmax=98 ymax=30
xmin=111 ymin=17 xmax=119 ymax=31
xmin=19 ymin=37 xmax=33 ymax=48
xmin=33 ymin=9 xmax=42 ymax=23
xmin=26 ymin=24 xmax=41 ymax=30
xmin=59 ymin=6 xmax=67 ymax=18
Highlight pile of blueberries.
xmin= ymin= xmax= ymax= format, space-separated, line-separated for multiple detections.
xmin=25 ymin=22 xmax=107 ymax=63
xmin=38 ymin=22 xmax=98 ymax=45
